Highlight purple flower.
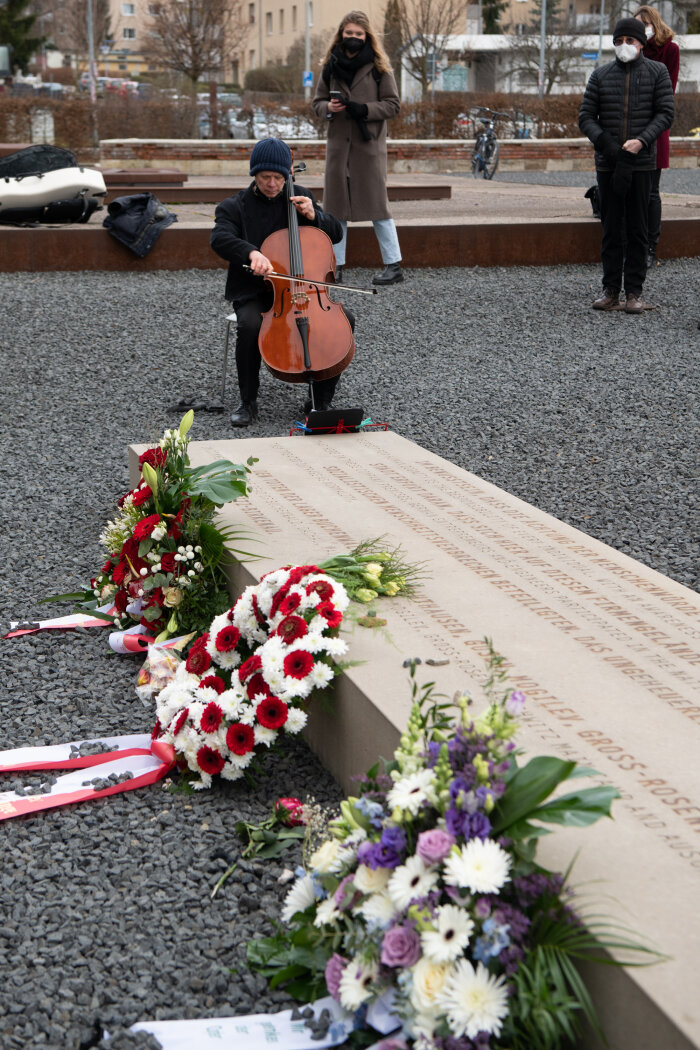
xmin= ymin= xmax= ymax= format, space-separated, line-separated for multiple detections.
xmin=324 ymin=953 xmax=347 ymax=999
xmin=334 ymin=874 xmax=361 ymax=911
xmin=416 ymin=828 xmax=455 ymax=866
xmin=380 ymin=923 xmax=422 ymax=968
xmin=445 ymin=807 xmax=491 ymax=842
xmin=356 ymin=839 xmax=403 ymax=870
xmin=506 ymin=690 xmax=526 ymax=717
xmin=381 ymin=825 xmax=407 ymax=853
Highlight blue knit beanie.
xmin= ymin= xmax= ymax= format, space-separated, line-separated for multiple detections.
xmin=249 ymin=137 xmax=292 ymax=177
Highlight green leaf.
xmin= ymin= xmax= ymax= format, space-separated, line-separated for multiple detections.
xmin=199 ymin=521 xmax=225 ymax=565
xmin=492 ymin=756 xmax=579 ymax=834
xmin=40 ymin=591 xmax=92 ymax=603
xmin=529 ymin=785 xmax=620 ymax=828
xmin=138 ymin=539 xmax=153 ymax=558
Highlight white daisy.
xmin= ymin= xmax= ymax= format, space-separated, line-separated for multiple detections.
xmin=281 ymin=874 xmax=317 ymax=923
xmin=443 ymin=839 xmax=511 ymax=895
xmin=421 ymin=904 xmax=474 ymax=963
xmin=386 ymin=769 xmax=436 ymax=815
xmin=387 ymin=855 xmax=438 ymax=910
xmin=437 ymin=959 xmax=509 ymax=1039
xmin=338 ymin=957 xmax=378 ymax=1011
xmin=314 ymin=897 xmax=341 ymax=927
xmin=358 ymin=891 xmax=397 ymax=930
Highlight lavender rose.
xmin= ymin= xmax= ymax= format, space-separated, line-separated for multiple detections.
xmin=416 ymin=828 xmax=455 ymax=866
xmin=380 ymin=924 xmax=422 ymax=968
xmin=325 ymin=952 xmax=347 ymax=999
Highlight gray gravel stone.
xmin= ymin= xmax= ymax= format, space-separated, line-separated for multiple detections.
xmin=0 ymin=261 xmax=698 ymax=1048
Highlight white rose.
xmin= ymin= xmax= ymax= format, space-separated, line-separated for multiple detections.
xmin=410 ymin=957 xmax=452 ymax=1014
xmin=353 ymin=864 xmax=391 ymax=895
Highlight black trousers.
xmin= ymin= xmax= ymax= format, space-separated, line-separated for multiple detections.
xmin=648 ymin=168 xmax=662 ymax=255
xmin=234 ymin=297 xmax=355 ymax=408
xmin=597 ymin=168 xmax=653 ymax=297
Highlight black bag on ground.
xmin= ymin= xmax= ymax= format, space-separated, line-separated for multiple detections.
xmin=0 ymin=144 xmax=79 ymax=179
xmin=584 ymin=185 xmax=601 ymax=220
xmin=0 ymin=194 xmax=101 ymax=225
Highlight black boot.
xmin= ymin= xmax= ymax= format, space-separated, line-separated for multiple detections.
xmin=230 ymin=400 xmax=258 ymax=427
xmin=334 ymin=266 xmax=343 ymax=283
xmin=372 ymin=262 xmax=404 ymax=286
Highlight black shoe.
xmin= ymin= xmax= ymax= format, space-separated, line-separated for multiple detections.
xmin=302 ymin=397 xmax=313 ymax=415
xmin=372 ymin=263 xmax=404 ymax=286
xmin=334 ymin=266 xmax=343 ymax=283
xmin=230 ymin=400 xmax=257 ymax=427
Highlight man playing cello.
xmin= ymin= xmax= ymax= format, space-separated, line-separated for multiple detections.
xmin=211 ymin=137 xmax=351 ymax=427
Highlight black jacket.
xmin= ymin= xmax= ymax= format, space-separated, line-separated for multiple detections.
xmin=103 ymin=193 xmax=176 ymax=257
xmin=578 ymin=54 xmax=674 ymax=171
xmin=210 ymin=181 xmax=343 ymax=305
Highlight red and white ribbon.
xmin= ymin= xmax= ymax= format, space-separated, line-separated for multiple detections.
xmin=5 ymin=610 xmax=116 ymax=637
xmin=0 ymin=735 xmax=175 ymax=821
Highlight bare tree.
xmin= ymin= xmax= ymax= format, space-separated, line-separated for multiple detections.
xmin=147 ymin=0 xmax=250 ymax=90
xmin=398 ymin=0 xmax=467 ymax=99
xmin=44 ymin=0 xmax=111 ymax=60
xmin=507 ymin=0 xmax=585 ymax=94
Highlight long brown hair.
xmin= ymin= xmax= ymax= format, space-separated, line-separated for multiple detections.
xmin=321 ymin=10 xmax=394 ymax=75
xmin=634 ymin=5 xmax=675 ymax=45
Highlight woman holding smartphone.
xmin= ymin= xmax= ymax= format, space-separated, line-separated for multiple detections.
xmin=312 ymin=10 xmax=403 ymax=285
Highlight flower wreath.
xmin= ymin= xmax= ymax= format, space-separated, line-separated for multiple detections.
xmin=154 ymin=565 xmax=350 ymax=788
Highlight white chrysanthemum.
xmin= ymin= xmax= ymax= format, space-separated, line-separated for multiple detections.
xmin=321 ymin=636 xmax=349 ymax=657
xmin=308 ymin=661 xmax=335 ymax=689
xmin=281 ymin=874 xmax=317 ymax=923
xmin=279 ymin=677 xmax=314 ymax=703
xmin=443 ymin=839 xmax=511 ymax=895
xmin=191 ymin=773 xmax=212 ymax=790
xmin=421 ymin=904 xmax=474 ymax=963
xmin=261 ymin=668 xmax=287 ymax=695
xmin=260 ymin=634 xmax=285 ymax=670
xmin=386 ymin=769 xmax=436 ymax=815
xmin=212 ymin=648 xmax=240 ymax=671
xmin=410 ymin=957 xmax=452 ymax=1014
xmin=218 ymin=690 xmax=243 ymax=719
xmin=338 ymin=957 xmax=378 ymax=1011
xmin=310 ymin=839 xmax=345 ymax=874
xmin=353 ymin=864 xmax=391 ymax=895
xmin=285 ymin=708 xmax=308 ymax=734
xmin=197 ymin=685 xmax=220 ymax=704
xmin=314 ymin=897 xmax=341 ymax=927
xmin=237 ymin=703 xmax=257 ymax=726
xmin=254 ymin=725 xmax=278 ymax=748
xmin=220 ymin=761 xmax=245 ymax=782
xmin=358 ymin=890 xmax=396 ymax=930
xmin=228 ymin=749 xmax=255 ymax=770
xmin=387 ymin=855 xmax=438 ymax=910
xmin=173 ymin=661 xmax=200 ymax=687
xmin=437 ymin=959 xmax=509 ymax=1039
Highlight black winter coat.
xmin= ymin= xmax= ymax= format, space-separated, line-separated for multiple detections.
xmin=578 ymin=55 xmax=674 ymax=171
xmin=210 ymin=182 xmax=343 ymax=305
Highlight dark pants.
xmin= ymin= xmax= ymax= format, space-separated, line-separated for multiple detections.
xmin=234 ymin=297 xmax=355 ymax=408
xmin=597 ymin=168 xmax=653 ymax=297
xmin=648 ymin=168 xmax=662 ymax=255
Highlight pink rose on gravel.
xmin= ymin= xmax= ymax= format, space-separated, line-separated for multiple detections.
xmin=324 ymin=953 xmax=347 ymax=1000
xmin=416 ymin=828 xmax=455 ymax=866
xmin=380 ymin=924 xmax=422 ymax=968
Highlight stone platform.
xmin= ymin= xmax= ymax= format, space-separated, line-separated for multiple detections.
xmin=131 ymin=430 xmax=699 ymax=1050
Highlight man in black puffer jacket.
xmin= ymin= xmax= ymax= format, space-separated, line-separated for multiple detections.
xmin=579 ymin=17 xmax=674 ymax=314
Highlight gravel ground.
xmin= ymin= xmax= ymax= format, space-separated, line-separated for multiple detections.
xmin=1 ymin=261 xmax=698 ymax=1049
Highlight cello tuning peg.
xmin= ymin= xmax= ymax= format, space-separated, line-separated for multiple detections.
xmin=294 ymin=162 xmax=307 ymax=174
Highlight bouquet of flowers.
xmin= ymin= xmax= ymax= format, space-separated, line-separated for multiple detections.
xmin=318 ymin=538 xmax=424 ymax=604
xmin=153 ymin=564 xmax=350 ymax=789
xmin=250 ymin=655 xmax=654 ymax=1049
xmin=51 ymin=412 xmax=255 ymax=641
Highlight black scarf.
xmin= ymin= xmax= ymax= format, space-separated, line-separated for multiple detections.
xmin=326 ymin=41 xmax=376 ymax=87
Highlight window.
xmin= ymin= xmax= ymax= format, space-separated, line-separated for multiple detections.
xmin=148 ymin=3 xmax=161 ymax=14
xmin=122 ymin=3 xmax=135 ymax=13
xmin=266 ymin=11 xmax=272 ymax=33
xmin=292 ymin=5 xmax=297 ymax=29
xmin=123 ymin=27 xmax=136 ymax=38
xmin=279 ymin=8 xmax=284 ymax=31
xmin=248 ymin=2 xmax=255 ymax=22
xmin=249 ymin=48 xmax=256 ymax=69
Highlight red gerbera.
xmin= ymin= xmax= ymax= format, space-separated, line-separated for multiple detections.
xmin=200 ymin=701 xmax=224 ymax=733
xmin=276 ymin=615 xmax=308 ymax=644
xmin=238 ymin=654 xmax=262 ymax=683
xmin=131 ymin=485 xmax=153 ymax=507
xmin=316 ymin=601 xmax=342 ymax=629
xmin=196 ymin=745 xmax=225 ymax=776
xmin=215 ymin=625 xmax=241 ymax=652
xmin=251 ymin=593 xmax=267 ymax=626
xmin=102 ymin=560 xmax=113 ymax=573
xmin=226 ymin=722 xmax=255 ymax=756
xmin=189 ymin=632 xmax=209 ymax=654
xmin=256 ymin=695 xmax=289 ymax=730
xmin=112 ymin=561 xmax=129 ymax=587
xmin=173 ymin=708 xmax=189 ymax=735
xmin=270 ymin=584 xmax=291 ymax=619
xmin=133 ymin=514 xmax=162 ymax=541
xmin=306 ymin=579 xmax=334 ymax=601
xmin=138 ymin=446 xmax=167 ymax=469
xmin=278 ymin=592 xmax=302 ymax=615
xmin=246 ymin=672 xmax=272 ymax=700
xmin=199 ymin=675 xmax=226 ymax=695
xmin=283 ymin=649 xmax=314 ymax=680
xmin=186 ymin=648 xmax=212 ymax=675
xmin=289 ymin=565 xmax=319 ymax=584
xmin=114 ymin=588 xmax=129 ymax=614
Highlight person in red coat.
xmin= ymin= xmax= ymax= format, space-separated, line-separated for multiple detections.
xmin=634 ymin=5 xmax=680 ymax=266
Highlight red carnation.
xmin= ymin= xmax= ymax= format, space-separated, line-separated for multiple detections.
xmin=199 ymin=675 xmax=226 ymax=695
xmin=306 ymin=579 xmax=334 ymax=601
xmin=226 ymin=722 xmax=255 ymax=756
xmin=278 ymin=592 xmax=302 ymax=615
xmin=276 ymin=615 xmax=308 ymax=644
xmin=173 ymin=708 xmax=189 ymax=735
xmin=114 ymin=588 xmax=129 ymax=614
xmin=215 ymin=625 xmax=241 ymax=652
xmin=200 ymin=701 xmax=224 ymax=733
xmin=238 ymin=654 xmax=262 ymax=683
xmin=131 ymin=485 xmax=153 ymax=507
xmin=283 ymin=649 xmax=314 ymax=680
xmin=160 ymin=552 xmax=176 ymax=573
xmin=316 ymin=601 xmax=342 ymax=629
xmin=196 ymin=745 xmax=225 ymax=776
xmin=186 ymin=648 xmax=212 ymax=675
xmin=256 ymin=696 xmax=288 ymax=730
xmin=133 ymin=514 xmax=162 ymax=541
xmin=246 ymin=672 xmax=272 ymax=700
xmin=139 ymin=446 xmax=167 ymax=469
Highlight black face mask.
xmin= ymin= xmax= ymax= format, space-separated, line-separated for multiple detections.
xmin=342 ymin=37 xmax=364 ymax=54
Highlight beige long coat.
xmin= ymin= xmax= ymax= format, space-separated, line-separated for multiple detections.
xmin=312 ymin=63 xmax=400 ymax=222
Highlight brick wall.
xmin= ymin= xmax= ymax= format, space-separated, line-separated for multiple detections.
xmin=99 ymin=137 xmax=700 ymax=174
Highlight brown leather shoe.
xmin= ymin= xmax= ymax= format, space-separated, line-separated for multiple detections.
xmin=592 ymin=288 xmax=620 ymax=310
xmin=624 ymin=295 xmax=645 ymax=315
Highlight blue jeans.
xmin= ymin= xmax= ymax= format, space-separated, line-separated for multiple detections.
xmin=334 ymin=218 xmax=401 ymax=267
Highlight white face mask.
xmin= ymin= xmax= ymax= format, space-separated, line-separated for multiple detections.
xmin=615 ymin=42 xmax=640 ymax=62
xmin=644 ymin=24 xmax=654 ymax=38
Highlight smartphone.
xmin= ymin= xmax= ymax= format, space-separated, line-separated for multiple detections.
xmin=329 ymin=90 xmax=343 ymax=101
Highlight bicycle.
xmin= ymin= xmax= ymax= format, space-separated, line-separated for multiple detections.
xmin=470 ymin=108 xmax=511 ymax=180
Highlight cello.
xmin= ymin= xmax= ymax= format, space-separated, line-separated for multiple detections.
xmin=256 ymin=163 xmax=359 ymax=390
